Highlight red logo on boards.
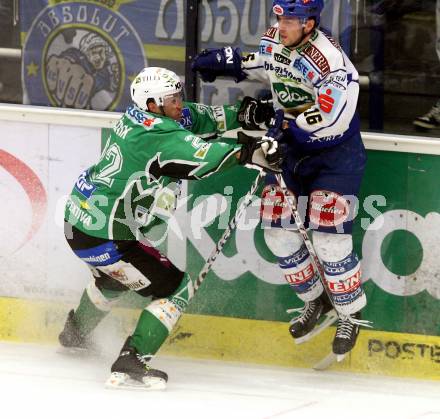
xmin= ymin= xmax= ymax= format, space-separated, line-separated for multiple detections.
xmin=0 ymin=150 xmax=47 ymax=251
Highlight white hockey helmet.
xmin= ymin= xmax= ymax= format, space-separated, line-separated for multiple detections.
xmin=130 ymin=67 xmax=183 ymax=110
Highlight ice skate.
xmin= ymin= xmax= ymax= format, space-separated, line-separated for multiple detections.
xmin=58 ymin=309 xmax=95 ymax=355
xmin=105 ymin=337 xmax=168 ymax=391
xmin=314 ymin=312 xmax=372 ymax=370
xmin=332 ymin=311 xmax=365 ymax=359
xmin=287 ymin=293 xmax=337 ymax=344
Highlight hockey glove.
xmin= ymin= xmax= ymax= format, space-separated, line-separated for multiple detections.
xmin=237 ymin=132 xmax=282 ymax=173
xmin=191 ymin=47 xmax=247 ymax=83
xmin=260 ymin=109 xmax=286 ymax=167
xmin=237 ymin=96 xmax=275 ymax=130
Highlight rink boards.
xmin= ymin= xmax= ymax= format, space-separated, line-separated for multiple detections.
xmin=0 ymin=106 xmax=439 ymax=381
xmin=0 ymin=297 xmax=438 ymax=381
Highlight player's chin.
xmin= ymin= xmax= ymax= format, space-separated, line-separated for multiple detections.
xmin=280 ymin=36 xmax=296 ymax=47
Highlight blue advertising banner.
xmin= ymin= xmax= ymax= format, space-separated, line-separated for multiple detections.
xmin=20 ymin=0 xmax=353 ymax=111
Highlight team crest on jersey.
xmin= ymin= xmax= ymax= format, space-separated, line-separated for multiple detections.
xmin=22 ymin=3 xmax=146 ymax=111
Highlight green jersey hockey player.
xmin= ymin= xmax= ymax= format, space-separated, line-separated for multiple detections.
xmin=60 ymin=66 xmax=279 ymax=390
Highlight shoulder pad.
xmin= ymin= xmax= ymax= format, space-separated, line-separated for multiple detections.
xmin=320 ymin=30 xmax=343 ymax=53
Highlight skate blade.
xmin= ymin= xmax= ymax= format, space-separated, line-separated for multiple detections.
xmin=313 ymin=352 xmax=347 ymax=371
xmin=105 ymin=372 xmax=167 ymax=391
xmin=294 ymin=310 xmax=338 ymax=344
xmin=313 ymin=352 xmax=337 ymax=371
xmin=336 ymin=354 xmax=347 ymax=362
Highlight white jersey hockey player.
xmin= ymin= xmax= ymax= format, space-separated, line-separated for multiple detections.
xmin=192 ymin=0 xmax=370 ymax=358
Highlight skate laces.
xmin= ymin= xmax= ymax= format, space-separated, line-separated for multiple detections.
xmin=136 ymin=353 xmax=152 ymax=370
xmin=287 ymin=300 xmax=318 ymax=325
xmin=335 ymin=315 xmax=372 ymax=339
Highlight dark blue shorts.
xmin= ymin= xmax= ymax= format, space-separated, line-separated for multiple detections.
xmin=264 ymin=131 xmax=367 ymax=234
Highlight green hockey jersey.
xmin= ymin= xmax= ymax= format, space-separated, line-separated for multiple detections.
xmin=65 ymin=101 xmax=242 ymax=240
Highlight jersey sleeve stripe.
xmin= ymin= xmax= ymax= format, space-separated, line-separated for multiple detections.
xmin=195 ymin=148 xmax=239 ymax=179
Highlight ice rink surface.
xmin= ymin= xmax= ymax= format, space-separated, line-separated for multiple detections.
xmin=0 ymin=341 xmax=438 ymax=419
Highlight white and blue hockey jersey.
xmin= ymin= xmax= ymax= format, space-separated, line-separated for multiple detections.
xmin=241 ymin=26 xmax=360 ymax=152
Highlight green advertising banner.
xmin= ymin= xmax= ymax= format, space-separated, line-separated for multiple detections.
xmin=165 ymin=144 xmax=440 ymax=338
xmin=98 ymin=128 xmax=440 ymax=338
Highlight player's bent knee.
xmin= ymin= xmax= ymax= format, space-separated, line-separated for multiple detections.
xmin=264 ymin=228 xmax=303 ymax=257
xmin=312 ymin=231 xmax=353 ymax=262
xmin=86 ymin=281 xmax=122 ymax=312
xmin=260 ymin=184 xmax=294 ymax=229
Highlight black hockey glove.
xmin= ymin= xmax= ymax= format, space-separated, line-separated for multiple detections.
xmin=237 ymin=96 xmax=275 ymax=130
xmin=237 ymin=132 xmax=282 ymax=173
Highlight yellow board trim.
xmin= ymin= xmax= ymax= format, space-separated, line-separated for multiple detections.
xmin=0 ymin=297 xmax=439 ymax=381
xmin=144 ymin=44 xmax=185 ymax=62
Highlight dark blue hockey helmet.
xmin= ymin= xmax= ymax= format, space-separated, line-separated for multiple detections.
xmin=272 ymin=0 xmax=324 ymax=25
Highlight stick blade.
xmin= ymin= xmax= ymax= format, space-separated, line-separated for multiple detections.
xmin=313 ymin=352 xmax=347 ymax=371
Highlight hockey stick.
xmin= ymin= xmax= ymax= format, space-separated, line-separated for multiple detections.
xmin=274 ymin=173 xmax=343 ymax=368
xmin=194 ymin=169 xmax=265 ymax=291
xmin=274 ymin=173 xmax=329 ymax=296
